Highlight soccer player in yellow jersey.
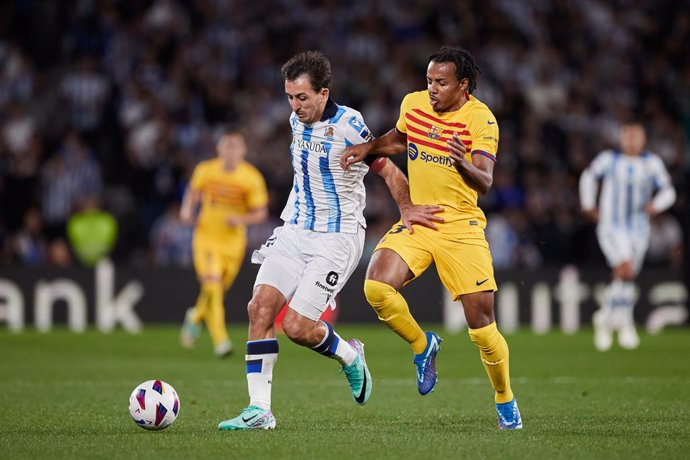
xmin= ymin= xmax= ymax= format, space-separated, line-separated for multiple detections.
xmin=341 ymin=46 xmax=522 ymax=429
xmin=180 ymin=127 xmax=268 ymax=357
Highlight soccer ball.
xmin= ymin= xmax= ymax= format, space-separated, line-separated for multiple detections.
xmin=128 ymin=380 xmax=180 ymax=430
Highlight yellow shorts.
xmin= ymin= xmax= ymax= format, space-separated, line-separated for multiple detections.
xmin=192 ymin=235 xmax=246 ymax=289
xmin=374 ymin=222 xmax=497 ymax=299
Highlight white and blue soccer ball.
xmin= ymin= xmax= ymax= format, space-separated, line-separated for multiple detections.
xmin=128 ymin=380 xmax=180 ymax=430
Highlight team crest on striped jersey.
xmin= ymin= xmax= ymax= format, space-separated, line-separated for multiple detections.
xmin=324 ymin=126 xmax=335 ymax=141
xmin=427 ymin=125 xmax=442 ymax=140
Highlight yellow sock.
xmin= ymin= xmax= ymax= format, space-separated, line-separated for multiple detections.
xmin=203 ymin=282 xmax=229 ymax=346
xmin=191 ymin=287 xmax=210 ymax=324
xmin=468 ymin=322 xmax=514 ymax=403
xmin=364 ymin=279 xmax=427 ymax=354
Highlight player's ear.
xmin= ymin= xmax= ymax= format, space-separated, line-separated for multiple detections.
xmin=459 ymin=78 xmax=469 ymax=92
xmin=321 ymin=87 xmax=329 ymax=101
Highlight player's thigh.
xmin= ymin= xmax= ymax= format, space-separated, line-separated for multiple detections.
xmin=253 ymin=225 xmax=306 ymax=301
xmin=291 ymin=228 xmax=364 ymax=321
xmin=192 ymin=237 xmax=222 ymax=280
xmin=220 ymin=252 xmax=245 ymax=290
xmin=597 ymin=227 xmax=633 ymax=267
xmin=630 ymin=235 xmax=650 ymax=275
xmin=433 ymin=234 xmax=497 ymax=300
xmin=219 ymin=239 xmax=247 ymax=289
xmin=373 ymin=221 xmax=433 ymax=285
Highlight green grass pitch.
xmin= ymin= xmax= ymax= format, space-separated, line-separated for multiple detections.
xmin=1 ymin=325 xmax=689 ymax=459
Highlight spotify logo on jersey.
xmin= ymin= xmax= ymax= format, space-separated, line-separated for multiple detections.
xmin=408 ymin=143 xmax=419 ymax=160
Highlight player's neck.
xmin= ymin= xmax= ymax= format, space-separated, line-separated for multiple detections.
xmin=221 ymin=160 xmax=239 ymax=171
xmin=621 ymin=150 xmax=642 ymax=157
xmin=437 ymin=92 xmax=469 ymax=113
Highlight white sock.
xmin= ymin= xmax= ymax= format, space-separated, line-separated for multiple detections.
xmin=620 ymin=281 xmax=637 ymax=326
xmin=603 ymin=279 xmax=624 ymax=314
xmin=312 ymin=321 xmax=357 ymax=367
xmin=246 ymin=339 xmax=279 ymax=410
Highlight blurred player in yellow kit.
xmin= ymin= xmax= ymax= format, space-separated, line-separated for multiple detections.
xmin=180 ymin=127 xmax=268 ymax=357
xmin=341 ymin=46 xmax=522 ymax=429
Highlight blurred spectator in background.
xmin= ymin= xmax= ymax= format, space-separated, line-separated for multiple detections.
xmin=149 ymin=202 xmax=192 ymax=267
xmin=41 ymin=131 xmax=102 ymax=238
xmin=67 ymin=195 xmax=118 ymax=267
xmin=11 ymin=207 xmax=47 ymax=265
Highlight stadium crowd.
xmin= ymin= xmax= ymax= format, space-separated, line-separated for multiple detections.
xmin=0 ymin=0 xmax=687 ymax=270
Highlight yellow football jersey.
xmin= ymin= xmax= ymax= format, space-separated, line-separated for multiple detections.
xmin=395 ymin=90 xmax=499 ymax=233
xmin=190 ymin=158 xmax=268 ymax=242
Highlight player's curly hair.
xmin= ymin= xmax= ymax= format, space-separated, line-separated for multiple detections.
xmin=281 ymin=50 xmax=332 ymax=91
xmin=428 ymin=46 xmax=482 ymax=94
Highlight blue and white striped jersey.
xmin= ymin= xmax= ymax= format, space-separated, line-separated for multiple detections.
xmin=281 ymin=99 xmax=373 ymax=233
xmin=579 ymin=149 xmax=676 ymax=235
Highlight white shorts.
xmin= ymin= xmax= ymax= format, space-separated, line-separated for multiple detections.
xmin=252 ymin=223 xmax=365 ymax=321
xmin=596 ymin=226 xmax=649 ymax=274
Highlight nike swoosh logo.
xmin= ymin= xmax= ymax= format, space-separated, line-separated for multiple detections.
xmin=242 ymin=414 xmax=258 ymax=423
xmin=476 ymin=278 xmax=489 ymax=286
xmin=487 ymin=121 xmax=495 ymax=125
xmin=354 ymin=366 xmax=368 ymax=404
xmin=416 ymin=336 xmax=437 ymax=383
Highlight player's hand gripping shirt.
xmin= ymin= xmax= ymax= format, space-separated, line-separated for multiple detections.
xmin=281 ymin=98 xmax=373 ymax=233
xmin=191 ymin=158 xmax=268 ymax=242
xmin=396 ymin=90 xmax=499 ymax=233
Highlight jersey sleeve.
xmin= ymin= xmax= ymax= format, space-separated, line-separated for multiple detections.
xmin=469 ymin=107 xmax=499 ymax=161
xmin=649 ymin=155 xmax=673 ymax=189
xmin=587 ymin=151 xmax=613 ymax=179
xmin=343 ymin=111 xmax=374 ymax=146
xmin=189 ymin=162 xmax=206 ymax=191
xmin=579 ymin=151 xmax=611 ymax=210
xmin=648 ymin=155 xmax=676 ymax=212
xmin=395 ymin=94 xmax=412 ymax=134
xmin=246 ymin=167 xmax=269 ymax=210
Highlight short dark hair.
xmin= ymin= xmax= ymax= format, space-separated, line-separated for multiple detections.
xmin=428 ymin=46 xmax=481 ymax=94
xmin=220 ymin=124 xmax=243 ymax=135
xmin=216 ymin=124 xmax=244 ymax=142
xmin=620 ymin=116 xmax=646 ymax=129
xmin=281 ymin=51 xmax=332 ymax=91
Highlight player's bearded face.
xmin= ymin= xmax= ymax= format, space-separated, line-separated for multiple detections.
xmin=285 ymin=76 xmax=328 ymax=124
xmin=426 ymin=61 xmax=466 ymax=112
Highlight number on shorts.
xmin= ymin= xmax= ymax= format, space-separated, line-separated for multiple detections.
xmin=265 ymin=236 xmax=277 ymax=247
xmin=388 ymin=224 xmax=406 ymax=235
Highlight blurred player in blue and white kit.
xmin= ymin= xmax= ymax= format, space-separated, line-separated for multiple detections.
xmin=218 ymin=51 xmax=442 ymax=430
xmin=580 ymin=120 xmax=676 ymax=351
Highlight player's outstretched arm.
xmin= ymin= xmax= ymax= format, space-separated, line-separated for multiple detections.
xmin=373 ymin=158 xmax=444 ymax=233
xmin=227 ymin=206 xmax=268 ymax=227
xmin=447 ymin=133 xmax=494 ymax=195
xmin=180 ymin=187 xmax=201 ymax=225
xmin=578 ymin=165 xmax=600 ymax=222
xmin=341 ymin=128 xmax=407 ymax=171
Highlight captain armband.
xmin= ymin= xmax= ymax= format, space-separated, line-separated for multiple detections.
xmin=365 ymin=155 xmax=387 ymax=174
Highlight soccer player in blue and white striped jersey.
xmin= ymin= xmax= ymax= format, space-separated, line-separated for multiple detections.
xmin=579 ymin=120 xmax=676 ymax=351
xmin=217 ymin=51 xmax=443 ymax=430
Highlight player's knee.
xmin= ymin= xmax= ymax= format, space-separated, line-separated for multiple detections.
xmin=364 ymin=279 xmax=396 ymax=312
xmin=200 ymin=278 xmax=222 ymax=290
xmin=246 ymin=297 xmax=273 ymax=329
